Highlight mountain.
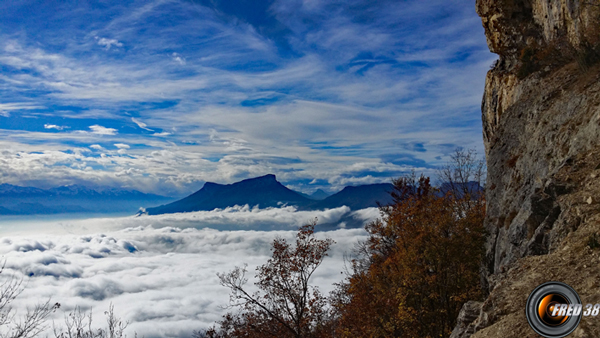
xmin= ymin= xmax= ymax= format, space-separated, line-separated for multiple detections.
xmin=298 ymin=189 xmax=331 ymax=200
xmin=316 ymin=183 xmax=394 ymax=210
xmin=0 ymin=184 xmax=172 ymax=215
xmin=0 ymin=184 xmax=48 ymax=197
xmin=146 ymin=175 xmax=395 ymax=215
xmin=310 ymin=189 xmax=330 ymax=200
xmin=48 ymin=184 xmax=102 ymax=196
xmin=146 ymin=174 xmax=310 ymax=215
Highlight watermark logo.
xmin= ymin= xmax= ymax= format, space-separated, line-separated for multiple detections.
xmin=526 ymin=282 xmax=583 ymax=337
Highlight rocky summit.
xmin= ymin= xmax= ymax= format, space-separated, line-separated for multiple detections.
xmin=452 ymin=1 xmax=600 ymax=337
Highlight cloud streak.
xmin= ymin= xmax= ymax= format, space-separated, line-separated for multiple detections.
xmin=0 ymin=0 xmax=494 ymax=195
xmin=89 ymin=125 xmax=117 ymax=135
xmin=131 ymin=117 xmax=154 ymax=131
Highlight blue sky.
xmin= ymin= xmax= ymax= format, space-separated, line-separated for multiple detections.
xmin=0 ymin=0 xmax=495 ymax=196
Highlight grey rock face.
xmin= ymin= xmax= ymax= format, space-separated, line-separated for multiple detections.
xmin=453 ymin=1 xmax=600 ymax=337
xmin=479 ymin=0 xmax=600 ymax=290
xmin=450 ymin=301 xmax=483 ymax=338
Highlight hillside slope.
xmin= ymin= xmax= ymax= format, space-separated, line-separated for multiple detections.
xmin=452 ymin=1 xmax=600 ymax=337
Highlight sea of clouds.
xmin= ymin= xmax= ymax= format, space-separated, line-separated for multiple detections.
xmin=0 ymin=206 xmax=377 ymax=337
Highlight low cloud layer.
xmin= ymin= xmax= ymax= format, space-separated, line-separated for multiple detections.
xmin=0 ymin=205 xmax=378 ymax=234
xmin=0 ymin=209 xmax=377 ymax=337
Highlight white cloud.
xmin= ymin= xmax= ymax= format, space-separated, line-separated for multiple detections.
xmin=135 ymin=205 xmax=358 ymax=230
xmin=114 ymin=143 xmax=130 ymax=154
xmin=95 ymin=37 xmax=123 ymax=50
xmin=350 ymin=207 xmax=381 ymax=223
xmin=131 ymin=117 xmax=153 ymax=131
xmin=89 ymin=125 xmax=117 ymax=135
xmin=0 ymin=213 xmax=372 ymax=337
xmin=0 ymin=136 xmax=421 ymax=196
xmin=0 ymin=103 xmax=42 ymax=110
xmin=171 ymin=52 xmax=185 ymax=65
xmin=44 ymin=124 xmax=67 ymax=130
xmin=0 ymin=103 xmax=43 ymax=117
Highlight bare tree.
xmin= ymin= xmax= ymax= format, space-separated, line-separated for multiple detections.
xmin=0 ymin=262 xmax=60 ymax=338
xmin=437 ymin=148 xmax=485 ymax=193
xmin=436 ymin=148 xmax=486 ymax=213
xmin=53 ymin=304 xmax=129 ymax=338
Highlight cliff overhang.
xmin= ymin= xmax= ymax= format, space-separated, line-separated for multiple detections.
xmin=452 ymin=1 xmax=600 ymax=337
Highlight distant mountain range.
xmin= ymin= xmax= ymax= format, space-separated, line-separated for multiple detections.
xmin=145 ymin=174 xmax=394 ymax=215
xmin=0 ymin=176 xmax=483 ymax=218
xmin=0 ymin=184 xmax=172 ymax=215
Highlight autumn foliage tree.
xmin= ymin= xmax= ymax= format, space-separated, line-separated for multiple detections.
xmin=201 ymin=221 xmax=335 ymax=338
xmin=204 ymin=150 xmax=487 ymax=338
xmin=333 ymin=166 xmax=485 ymax=337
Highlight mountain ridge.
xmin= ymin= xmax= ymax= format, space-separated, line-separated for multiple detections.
xmin=146 ymin=174 xmax=395 ymax=215
xmin=147 ymin=174 xmax=309 ymax=215
xmin=0 ymin=184 xmax=172 ymax=215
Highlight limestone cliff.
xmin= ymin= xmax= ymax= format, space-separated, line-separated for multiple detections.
xmin=452 ymin=0 xmax=600 ymax=337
